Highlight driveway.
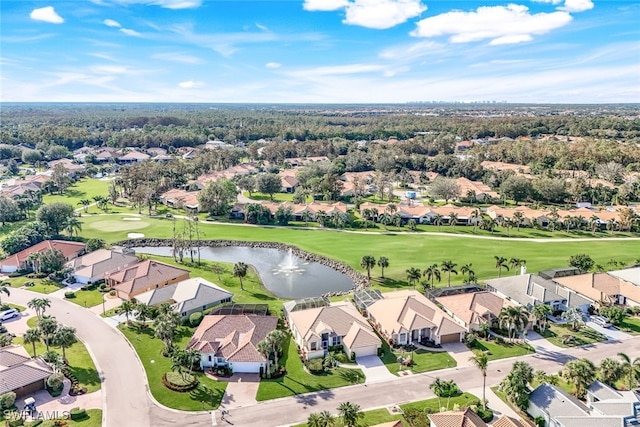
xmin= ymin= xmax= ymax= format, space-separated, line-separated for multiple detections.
xmin=585 ymin=322 xmax=632 ymax=341
xmin=220 ymin=373 xmax=260 ymax=408
xmin=355 ymin=355 xmax=396 ymax=383
xmin=441 ymin=342 xmax=475 ymax=368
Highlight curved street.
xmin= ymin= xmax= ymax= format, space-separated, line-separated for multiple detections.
xmin=7 ymin=287 xmax=640 ymax=427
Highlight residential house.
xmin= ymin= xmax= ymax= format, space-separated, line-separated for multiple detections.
xmin=609 ymin=266 xmax=640 ymax=288
xmin=0 ymin=346 xmax=53 ymax=398
xmin=186 ymin=314 xmax=278 ymax=373
xmin=485 ymin=274 xmax=592 ymax=314
xmin=428 ymin=408 xmax=487 ymax=427
xmin=284 ymin=301 xmax=381 ymax=360
xmin=554 ymin=272 xmax=640 ymax=308
xmin=66 ymin=247 xmax=139 ymax=284
xmin=492 ymin=416 xmax=535 ymax=427
xmin=0 ymin=240 xmax=86 ymax=273
xmin=159 ymin=188 xmax=200 ymax=212
xmin=106 ymin=259 xmax=190 ymax=300
xmin=528 ymin=382 xmax=639 ymax=427
xmin=362 ymin=290 xmax=466 ymax=345
xmin=279 ymin=170 xmax=299 ymax=193
xmin=48 ymin=158 xmax=85 ymax=176
xmin=118 ymin=151 xmax=150 ymax=163
xmin=454 ymin=177 xmax=499 ymax=201
xmin=135 ymin=277 xmax=233 ymax=319
xmin=436 ymin=291 xmax=513 ymax=332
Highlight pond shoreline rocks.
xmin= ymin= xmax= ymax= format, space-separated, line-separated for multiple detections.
xmin=113 ymin=238 xmax=369 ymax=297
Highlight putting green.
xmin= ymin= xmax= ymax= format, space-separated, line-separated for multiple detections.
xmin=87 ymin=219 xmax=150 ymax=232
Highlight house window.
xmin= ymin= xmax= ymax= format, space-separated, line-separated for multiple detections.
xmin=399 ymin=333 xmax=406 ymax=343
xmin=310 ymin=342 xmax=317 ymax=351
xmin=181 ymin=312 xmax=186 ymax=317
xmin=332 ymin=336 xmax=341 ymax=346
xmin=208 ymin=355 xmax=212 ymax=362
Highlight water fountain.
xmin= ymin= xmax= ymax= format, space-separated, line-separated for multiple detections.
xmin=273 ymin=248 xmax=306 ymax=276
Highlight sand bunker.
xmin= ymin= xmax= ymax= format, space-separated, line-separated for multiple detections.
xmin=122 ymin=217 xmax=142 ymax=221
xmin=128 ymin=233 xmax=145 ymax=238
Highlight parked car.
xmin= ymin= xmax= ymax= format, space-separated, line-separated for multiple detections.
xmin=0 ymin=309 xmax=19 ymax=321
xmin=591 ymin=315 xmax=612 ymax=327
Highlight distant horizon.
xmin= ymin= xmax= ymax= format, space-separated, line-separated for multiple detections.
xmin=2 ymin=101 xmax=639 ymax=106
xmin=2 ymin=1 xmax=638 ymax=103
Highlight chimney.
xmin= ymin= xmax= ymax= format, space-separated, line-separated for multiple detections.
xmin=520 ymin=265 xmax=527 ymax=275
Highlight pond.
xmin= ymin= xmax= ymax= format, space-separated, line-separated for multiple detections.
xmin=132 ymin=246 xmax=355 ymax=299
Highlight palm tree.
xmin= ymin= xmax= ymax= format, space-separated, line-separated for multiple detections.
xmin=441 ymin=380 xmax=458 ymax=410
xmin=562 ymin=358 xmax=596 ymax=398
xmin=406 ymin=267 xmax=422 ymax=289
xmin=183 ymin=348 xmax=201 ymax=376
xmin=429 ymin=378 xmax=444 ymax=410
xmin=28 ymin=298 xmax=51 ymax=320
xmin=307 ymin=413 xmax=323 ymax=427
xmin=360 ymin=255 xmax=376 ymax=280
xmin=618 ymin=352 xmax=640 ymax=391
xmin=38 ymin=315 xmax=58 ymax=353
xmin=78 ymin=199 xmax=91 ymax=213
xmin=377 ymin=256 xmax=389 ymax=279
xmin=338 ymin=402 xmax=363 ymax=427
xmin=433 ymin=213 xmax=443 ymax=231
xmin=233 ymin=262 xmax=248 ymax=290
xmin=23 ymin=328 xmax=42 ymax=357
xmin=0 ymin=282 xmax=9 ymax=305
xmin=117 ymin=300 xmax=136 ymax=323
xmin=561 ymin=306 xmax=584 ymax=331
xmin=460 ymin=263 xmax=474 ymax=284
xmin=135 ymin=303 xmax=153 ymax=327
xmin=469 ymin=351 xmax=489 ymax=409
xmin=154 ymin=310 xmax=181 ymax=350
xmin=471 ymin=209 xmax=481 ymax=232
xmin=302 ymin=210 xmax=312 ymax=227
xmin=65 ymin=216 xmax=82 ymax=237
xmin=53 ymin=326 xmax=76 ymax=361
xmin=494 ymin=256 xmax=509 ymax=278
xmin=498 ymin=306 xmax=529 ymax=340
xmin=599 ymin=358 xmax=624 ymax=386
xmin=257 ymin=340 xmax=271 ymax=378
xmin=509 ymin=258 xmax=521 ymax=274
xmin=448 ymin=212 xmax=458 ymax=231
xmin=512 ymin=211 xmax=524 ymax=231
xmin=424 ymin=264 xmax=441 ymax=288
xmin=532 ymin=304 xmax=552 ymax=332
xmin=440 ymin=260 xmax=458 ymax=287
xmin=318 ymin=411 xmax=334 ymax=427
xmin=265 ymin=330 xmax=287 ymax=372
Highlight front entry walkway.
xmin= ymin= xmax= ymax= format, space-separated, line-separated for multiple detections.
xmin=440 ymin=342 xmax=475 ymax=368
xmin=355 ymin=355 xmax=396 ymax=383
xmin=220 ymin=373 xmax=260 ymax=409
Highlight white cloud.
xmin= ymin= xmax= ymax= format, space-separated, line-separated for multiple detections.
xmin=178 ymin=80 xmax=204 ymax=88
xmin=151 ymin=52 xmax=203 ymax=64
xmin=102 ymin=0 xmax=201 ymax=8
xmin=30 ymin=6 xmax=64 ymax=24
xmin=120 ymin=28 xmax=142 ymax=37
xmin=379 ymin=40 xmax=445 ymax=60
xmin=266 ymin=62 xmax=282 ymax=69
xmin=531 ymin=0 xmax=562 ymax=4
xmin=90 ymin=65 xmax=129 ymax=74
xmin=304 ymin=0 xmax=426 ymax=29
xmin=256 ymin=23 xmax=269 ymax=32
xmin=559 ymin=0 xmax=594 ymax=12
xmin=103 ymin=19 xmax=121 ymax=28
xmin=303 ymin=0 xmax=349 ymax=12
xmin=286 ymin=64 xmax=386 ymax=79
xmin=411 ymin=4 xmax=572 ymax=45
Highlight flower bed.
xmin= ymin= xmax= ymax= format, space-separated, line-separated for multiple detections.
xmin=162 ymin=372 xmax=199 ymax=392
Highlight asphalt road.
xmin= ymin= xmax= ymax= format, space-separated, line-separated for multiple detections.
xmin=8 ymin=288 xmax=640 ymax=427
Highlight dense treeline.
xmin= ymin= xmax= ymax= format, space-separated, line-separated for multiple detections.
xmin=1 ymin=104 xmax=639 ymax=151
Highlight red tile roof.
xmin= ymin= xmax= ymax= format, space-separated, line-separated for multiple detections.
xmin=0 ymin=240 xmax=85 ymax=269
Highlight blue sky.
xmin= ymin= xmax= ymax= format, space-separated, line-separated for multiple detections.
xmin=1 ymin=0 xmax=638 ymax=103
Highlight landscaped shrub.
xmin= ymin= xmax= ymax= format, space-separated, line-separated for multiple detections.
xmin=328 ymin=344 xmax=343 ymax=353
xmin=305 ymin=358 xmax=325 ymax=373
xmin=42 ymin=350 xmax=60 ymax=363
xmin=46 ymin=372 xmax=65 ymax=395
xmin=332 ymin=351 xmax=350 ymax=364
xmin=189 ymin=311 xmax=203 ymax=327
xmin=64 ymin=291 xmax=76 ymax=299
xmin=109 ymin=290 xmax=116 ymax=296
xmin=5 ymin=412 xmax=24 ymax=427
xmin=0 ymin=391 xmax=16 ymax=410
xmin=534 ymin=416 xmax=546 ymax=427
xmin=472 ymin=405 xmax=494 ymax=422
xmin=403 ymin=408 xmax=429 ymax=427
xmin=162 ymin=372 xmax=198 ymax=392
xmin=464 ymin=332 xmax=478 ymax=346
xmin=69 ymin=407 xmax=87 ymax=421
xmin=24 ymin=420 xmax=43 ymax=427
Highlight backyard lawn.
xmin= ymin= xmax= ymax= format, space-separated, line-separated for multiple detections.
xmin=468 ymin=339 xmax=535 ymax=360
xmin=119 ymin=323 xmax=227 ymax=411
xmin=378 ymin=339 xmax=456 ymax=375
xmin=539 ymin=323 xmax=608 ymax=347
xmin=76 ymin=214 xmax=640 ymax=288
xmin=256 ymin=335 xmax=365 ymax=401
xmin=17 ymin=331 xmax=102 ymax=393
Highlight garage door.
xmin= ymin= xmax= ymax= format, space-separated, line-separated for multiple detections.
xmin=230 ymin=362 xmax=264 ymax=373
xmin=439 ymin=333 xmax=461 ymax=344
xmin=353 ymin=345 xmax=378 ymax=357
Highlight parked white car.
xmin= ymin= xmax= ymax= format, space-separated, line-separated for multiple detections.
xmin=0 ymin=309 xmax=19 ymax=321
xmin=591 ymin=315 xmax=612 ymax=327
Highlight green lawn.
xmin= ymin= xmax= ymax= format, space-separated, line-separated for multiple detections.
xmin=37 ymin=409 xmax=102 ymax=427
xmin=293 ymin=407 xmax=407 ymax=427
xmin=618 ymin=316 xmax=640 ymax=335
xmin=119 ymin=323 xmax=227 ymax=411
xmin=256 ymin=335 xmax=365 ymax=401
xmin=539 ymin=323 xmax=608 ymax=347
xmin=400 ymin=392 xmax=481 ymax=418
xmin=17 ymin=328 xmax=102 ymax=393
xmin=378 ymin=339 xmax=456 ymax=374
xmin=76 ymin=214 xmax=640 ymax=288
xmin=64 ymin=289 xmax=106 ymax=308
xmin=42 ymin=178 xmax=110 ymax=209
xmin=468 ymin=339 xmax=535 ymax=360
xmin=2 ymin=303 xmax=25 ymax=311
